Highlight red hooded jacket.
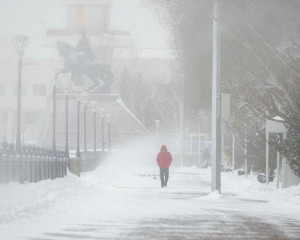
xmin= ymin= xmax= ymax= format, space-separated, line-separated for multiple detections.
xmin=156 ymin=145 xmax=172 ymax=169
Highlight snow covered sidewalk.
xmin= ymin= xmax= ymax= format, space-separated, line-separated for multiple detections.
xmin=0 ymin=162 xmax=299 ymax=239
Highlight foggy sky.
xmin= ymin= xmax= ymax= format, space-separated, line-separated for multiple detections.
xmin=0 ymin=0 xmax=168 ymax=59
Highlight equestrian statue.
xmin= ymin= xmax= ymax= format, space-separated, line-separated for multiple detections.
xmin=56 ymin=29 xmax=113 ymax=93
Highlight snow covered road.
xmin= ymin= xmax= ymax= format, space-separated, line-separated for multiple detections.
xmin=0 ymin=157 xmax=300 ymax=240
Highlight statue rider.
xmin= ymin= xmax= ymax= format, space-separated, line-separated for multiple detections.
xmin=77 ymin=28 xmax=94 ymax=59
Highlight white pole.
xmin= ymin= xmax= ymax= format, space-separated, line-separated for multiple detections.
xmin=180 ymin=77 xmax=184 ymax=167
xmin=199 ymin=123 xmax=201 ymax=167
xmin=222 ymin=133 xmax=224 ymax=166
xmin=245 ymin=123 xmax=248 ymax=178
xmin=276 ymin=134 xmax=280 ymax=189
xmin=232 ymin=133 xmax=235 ymax=174
xmin=281 ymin=132 xmax=288 ymax=188
xmin=211 ymin=0 xmax=221 ymax=193
xmin=266 ymin=118 xmax=269 ymax=184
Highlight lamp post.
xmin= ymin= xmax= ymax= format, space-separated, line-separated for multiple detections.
xmin=76 ymin=99 xmax=80 ymax=158
xmin=107 ymin=114 xmax=111 ymax=153
xmin=232 ymin=133 xmax=235 ymax=174
xmin=80 ymin=92 xmax=88 ymax=153
xmin=91 ymin=101 xmax=97 ymax=152
xmin=12 ymin=35 xmax=29 ymax=153
xmin=65 ymin=93 xmax=69 ymax=157
xmin=98 ymin=108 xmax=105 ymax=152
xmin=244 ymin=123 xmax=248 ymax=178
xmin=101 ymin=114 xmax=105 ymax=152
xmin=84 ymin=104 xmax=87 ymax=153
xmin=52 ymin=85 xmax=56 ymax=153
xmin=196 ymin=113 xmax=201 ymax=168
xmin=211 ymin=0 xmax=221 ymax=193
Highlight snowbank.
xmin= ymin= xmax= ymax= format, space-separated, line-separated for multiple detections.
xmin=222 ymin=171 xmax=300 ymax=219
xmin=0 ymin=170 xmax=84 ymax=224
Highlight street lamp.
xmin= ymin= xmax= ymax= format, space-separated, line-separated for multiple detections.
xmin=244 ymin=123 xmax=248 ymax=178
xmin=98 ymin=108 xmax=105 ymax=152
xmin=65 ymin=92 xmax=69 ymax=157
xmin=155 ymin=120 xmax=160 ymax=137
xmin=76 ymin=98 xmax=81 ymax=158
xmin=52 ymin=85 xmax=57 ymax=153
xmin=211 ymin=0 xmax=222 ymax=193
xmin=80 ymin=92 xmax=89 ymax=153
xmin=91 ymin=101 xmax=97 ymax=152
xmin=12 ymin=35 xmax=29 ymax=152
xmin=107 ymin=114 xmax=111 ymax=153
xmin=196 ymin=113 xmax=202 ymax=167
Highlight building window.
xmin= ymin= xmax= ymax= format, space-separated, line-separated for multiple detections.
xmin=32 ymin=84 xmax=47 ymax=96
xmin=0 ymin=84 xmax=6 ymax=96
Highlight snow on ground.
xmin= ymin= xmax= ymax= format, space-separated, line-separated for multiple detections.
xmin=0 ymin=150 xmax=299 ymax=239
xmin=222 ymin=171 xmax=300 ymax=219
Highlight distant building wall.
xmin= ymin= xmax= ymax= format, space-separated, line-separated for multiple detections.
xmin=0 ymin=59 xmax=58 ymax=144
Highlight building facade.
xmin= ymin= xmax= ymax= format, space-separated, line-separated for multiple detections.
xmin=0 ymin=59 xmax=58 ymax=144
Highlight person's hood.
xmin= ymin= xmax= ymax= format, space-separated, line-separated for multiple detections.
xmin=160 ymin=145 xmax=167 ymax=152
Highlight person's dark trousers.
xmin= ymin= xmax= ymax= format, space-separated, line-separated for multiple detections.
xmin=160 ymin=168 xmax=169 ymax=188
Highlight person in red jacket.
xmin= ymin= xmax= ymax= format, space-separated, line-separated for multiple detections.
xmin=156 ymin=145 xmax=173 ymax=188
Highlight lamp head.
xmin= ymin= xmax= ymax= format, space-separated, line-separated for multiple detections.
xmin=12 ymin=35 xmax=29 ymax=58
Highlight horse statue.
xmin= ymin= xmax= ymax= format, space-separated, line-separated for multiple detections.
xmin=56 ymin=41 xmax=113 ymax=93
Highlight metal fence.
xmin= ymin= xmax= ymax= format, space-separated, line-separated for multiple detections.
xmin=0 ymin=144 xmax=69 ymax=184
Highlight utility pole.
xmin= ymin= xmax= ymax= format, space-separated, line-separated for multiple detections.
xmin=211 ymin=0 xmax=221 ymax=193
